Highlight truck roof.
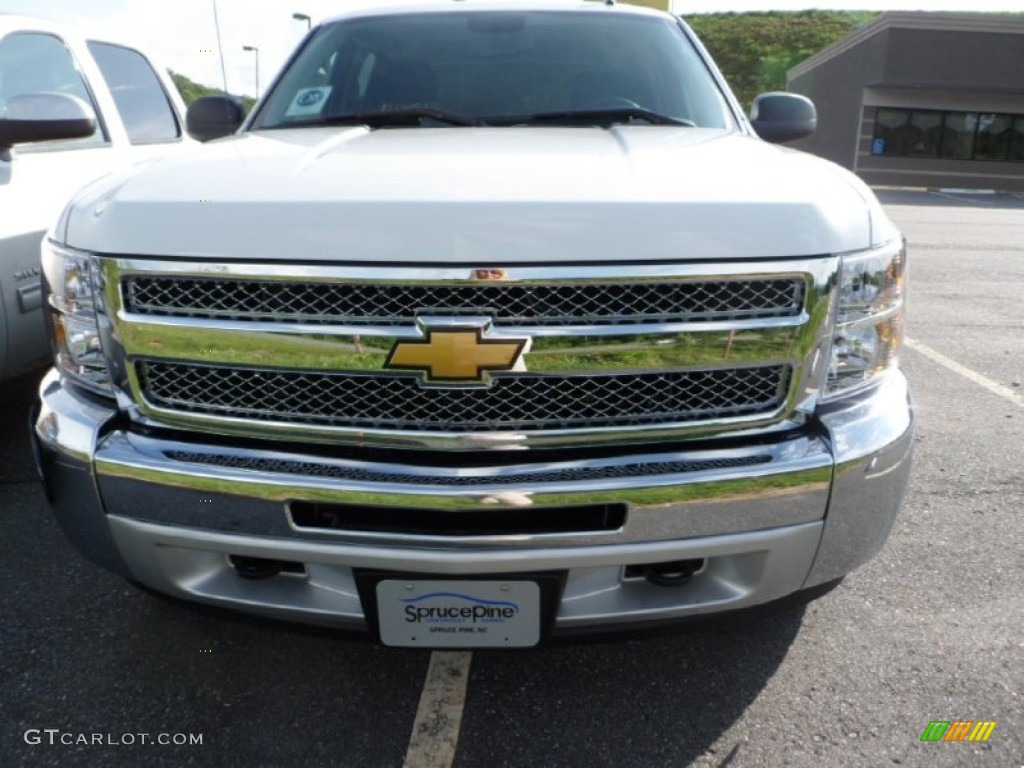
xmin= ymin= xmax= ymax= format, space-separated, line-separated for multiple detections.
xmin=320 ymin=0 xmax=672 ymax=27
xmin=0 ymin=13 xmax=146 ymax=51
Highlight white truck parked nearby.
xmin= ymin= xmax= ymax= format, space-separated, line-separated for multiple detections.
xmin=33 ymin=2 xmax=913 ymax=647
xmin=0 ymin=15 xmax=190 ymax=378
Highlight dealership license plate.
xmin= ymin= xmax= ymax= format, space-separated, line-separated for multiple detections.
xmin=376 ymin=580 xmax=541 ymax=648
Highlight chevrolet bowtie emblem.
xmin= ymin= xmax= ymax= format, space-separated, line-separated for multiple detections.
xmin=385 ymin=329 xmax=527 ymax=383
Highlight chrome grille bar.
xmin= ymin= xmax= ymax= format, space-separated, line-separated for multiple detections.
xmin=123 ymin=275 xmax=805 ymax=326
xmin=164 ymin=451 xmax=771 ymax=485
xmin=138 ymin=362 xmax=791 ymax=432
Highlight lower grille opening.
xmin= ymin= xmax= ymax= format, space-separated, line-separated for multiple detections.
xmin=625 ymin=558 xmax=705 ymax=586
xmin=229 ymin=555 xmax=306 ymax=579
xmin=289 ymin=501 xmax=627 ymax=537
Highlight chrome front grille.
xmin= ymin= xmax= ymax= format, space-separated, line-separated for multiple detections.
xmin=139 ymin=362 xmax=791 ymax=432
xmin=102 ymin=258 xmax=838 ymax=450
xmin=123 ymin=275 xmax=805 ymax=326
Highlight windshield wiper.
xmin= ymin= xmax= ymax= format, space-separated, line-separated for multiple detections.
xmin=301 ymin=108 xmax=483 ymax=128
xmin=488 ymin=109 xmax=695 ymax=127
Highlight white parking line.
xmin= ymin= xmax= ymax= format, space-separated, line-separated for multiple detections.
xmin=905 ymin=337 xmax=1024 ymax=407
xmin=403 ymin=651 xmax=474 ymax=768
xmin=931 ymin=190 xmax=997 ymax=206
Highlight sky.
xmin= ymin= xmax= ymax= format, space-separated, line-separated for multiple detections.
xmin=1 ymin=0 xmax=1021 ymax=98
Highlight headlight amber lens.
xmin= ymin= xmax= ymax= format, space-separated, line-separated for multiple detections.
xmin=837 ymin=243 xmax=905 ymax=323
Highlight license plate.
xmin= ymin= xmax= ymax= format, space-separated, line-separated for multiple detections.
xmin=376 ymin=579 xmax=541 ymax=648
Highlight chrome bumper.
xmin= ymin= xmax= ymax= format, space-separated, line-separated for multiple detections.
xmin=33 ymin=369 xmax=913 ymax=634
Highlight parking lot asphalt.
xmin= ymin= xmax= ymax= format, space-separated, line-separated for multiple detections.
xmin=1 ymin=189 xmax=1022 ymax=768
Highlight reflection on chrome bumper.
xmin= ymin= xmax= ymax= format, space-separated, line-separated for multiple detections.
xmin=32 ymin=368 xmax=913 ymax=631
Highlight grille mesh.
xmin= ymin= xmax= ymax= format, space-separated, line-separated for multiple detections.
xmin=124 ymin=276 xmax=804 ymax=326
xmin=164 ymin=451 xmax=770 ymax=486
xmin=139 ymin=362 xmax=790 ymax=432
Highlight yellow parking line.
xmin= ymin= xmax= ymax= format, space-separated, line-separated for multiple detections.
xmin=403 ymin=651 xmax=474 ymax=768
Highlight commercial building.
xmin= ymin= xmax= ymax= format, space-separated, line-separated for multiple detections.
xmin=787 ymin=13 xmax=1024 ymax=192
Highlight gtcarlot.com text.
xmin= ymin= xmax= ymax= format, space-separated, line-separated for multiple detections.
xmin=24 ymin=729 xmax=203 ymax=746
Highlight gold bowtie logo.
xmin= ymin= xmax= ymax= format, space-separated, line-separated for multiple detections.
xmin=385 ymin=329 xmax=526 ymax=383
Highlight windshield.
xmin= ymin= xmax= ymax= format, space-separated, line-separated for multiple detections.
xmin=253 ymin=11 xmax=734 ymax=130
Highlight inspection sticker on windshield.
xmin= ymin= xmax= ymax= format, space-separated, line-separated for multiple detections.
xmin=377 ymin=580 xmax=541 ymax=647
xmin=284 ymin=86 xmax=332 ymax=117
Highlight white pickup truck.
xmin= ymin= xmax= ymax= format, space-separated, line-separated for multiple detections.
xmin=0 ymin=15 xmax=189 ymax=378
xmin=33 ymin=2 xmax=913 ymax=647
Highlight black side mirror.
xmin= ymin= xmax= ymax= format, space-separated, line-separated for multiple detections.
xmin=0 ymin=93 xmax=96 ymax=151
xmin=186 ymin=96 xmax=246 ymax=142
xmin=750 ymin=92 xmax=816 ymax=144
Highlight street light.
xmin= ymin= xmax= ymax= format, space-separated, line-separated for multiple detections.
xmin=292 ymin=12 xmax=311 ymax=30
xmin=242 ymin=45 xmax=259 ymax=98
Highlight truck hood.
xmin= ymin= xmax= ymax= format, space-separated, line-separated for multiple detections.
xmin=64 ymin=127 xmax=877 ymax=262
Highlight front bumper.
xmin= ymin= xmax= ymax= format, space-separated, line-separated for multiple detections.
xmin=33 ymin=369 xmax=913 ymax=638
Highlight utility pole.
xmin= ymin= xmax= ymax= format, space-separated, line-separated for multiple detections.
xmin=242 ymin=45 xmax=260 ymax=98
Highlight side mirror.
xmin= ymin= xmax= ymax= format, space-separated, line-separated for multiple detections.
xmin=186 ymin=96 xmax=246 ymax=142
xmin=0 ymin=93 xmax=97 ymax=151
xmin=750 ymin=92 xmax=816 ymax=144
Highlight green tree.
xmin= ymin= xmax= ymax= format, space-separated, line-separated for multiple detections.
xmin=685 ymin=11 xmax=877 ymax=111
xmin=169 ymin=71 xmax=256 ymax=115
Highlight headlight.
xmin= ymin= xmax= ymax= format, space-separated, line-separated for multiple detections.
xmin=42 ymin=241 xmax=114 ymax=396
xmin=825 ymin=239 xmax=906 ymax=398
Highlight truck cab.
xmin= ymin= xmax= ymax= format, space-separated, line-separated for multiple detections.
xmin=0 ymin=15 xmax=190 ymax=378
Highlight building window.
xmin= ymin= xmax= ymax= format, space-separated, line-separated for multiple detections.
xmin=939 ymin=112 xmax=978 ymax=160
xmin=872 ymin=108 xmax=1024 ymax=163
xmin=873 ymin=108 xmax=909 ymax=155
xmin=1010 ymin=117 xmax=1024 ymax=162
xmin=908 ymin=111 xmax=943 ymax=157
xmin=974 ymin=113 xmax=1013 ymax=161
